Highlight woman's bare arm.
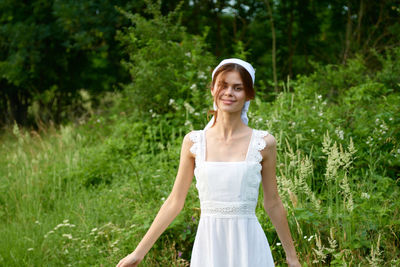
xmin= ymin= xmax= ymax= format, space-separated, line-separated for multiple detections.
xmin=117 ymin=132 xmax=195 ymax=267
xmin=260 ymin=134 xmax=300 ymax=267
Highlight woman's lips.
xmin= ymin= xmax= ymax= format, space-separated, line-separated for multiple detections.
xmin=221 ymin=99 xmax=235 ymax=105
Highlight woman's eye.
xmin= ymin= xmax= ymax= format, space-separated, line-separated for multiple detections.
xmin=235 ymin=87 xmax=242 ymax=91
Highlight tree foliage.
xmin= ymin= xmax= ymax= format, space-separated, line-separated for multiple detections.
xmin=116 ymin=1 xmax=214 ymax=120
xmin=0 ymin=0 xmax=142 ymax=126
xmin=0 ymin=0 xmax=399 ymax=127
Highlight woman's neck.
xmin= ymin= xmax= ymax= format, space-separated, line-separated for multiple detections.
xmin=211 ymin=110 xmax=248 ymax=139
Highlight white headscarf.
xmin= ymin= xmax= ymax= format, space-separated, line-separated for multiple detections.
xmin=204 ymin=58 xmax=255 ymax=130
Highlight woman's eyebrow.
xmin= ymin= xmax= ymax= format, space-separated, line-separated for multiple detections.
xmin=219 ymin=81 xmax=243 ymax=86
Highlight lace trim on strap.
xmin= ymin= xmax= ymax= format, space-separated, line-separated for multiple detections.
xmin=200 ymin=201 xmax=257 ymax=218
xmin=247 ymin=129 xmax=269 ymax=163
xmin=189 ymin=130 xmax=202 ymax=164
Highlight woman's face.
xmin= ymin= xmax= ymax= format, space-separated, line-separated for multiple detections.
xmin=211 ymin=70 xmax=248 ymax=114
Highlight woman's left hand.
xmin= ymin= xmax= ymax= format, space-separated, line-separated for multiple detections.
xmin=287 ymin=256 xmax=301 ymax=267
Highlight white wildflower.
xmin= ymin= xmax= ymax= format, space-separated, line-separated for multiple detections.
xmin=366 ymin=233 xmax=383 ymax=266
xmin=184 ymin=102 xmax=195 ymax=113
xmin=44 ymin=230 xmax=54 ymax=239
xmin=361 ymin=192 xmax=370 ymax=199
xmin=198 ymin=71 xmax=206 ymax=80
xmin=311 ymin=129 xmax=315 ymax=133
xmin=318 ymin=112 xmax=323 ymax=116
xmin=366 ymin=136 xmax=373 ymax=145
xmin=62 ymin=234 xmax=73 ymax=240
xmin=169 ymin=99 xmax=175 ymax=105
xmin=54 ymin=224 xmax=66 ymax=230
xmin=312 ymin=234 xmax=327 ymax=263
xmin=335 ymin=129 xmax=344 ymax=140
xmin=185 ymin=52 xmax=191 ymax=57
xmin=276 ymin=242 xmax=281 ymax=246
xmin=27 ymin=248 xmax=34 ymax=251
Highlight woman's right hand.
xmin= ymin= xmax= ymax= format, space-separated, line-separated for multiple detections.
xmin=116 ymin=251 xmax=143 ymax=267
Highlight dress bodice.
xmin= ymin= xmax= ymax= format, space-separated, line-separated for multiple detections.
xmin=189 ymin=129 xmax=269 ymax=218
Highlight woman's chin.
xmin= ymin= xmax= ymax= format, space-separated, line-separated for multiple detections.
xmin=218 ymin=107 xmax=243 ymax=114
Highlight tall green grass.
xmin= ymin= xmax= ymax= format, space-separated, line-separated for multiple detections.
xmin=0 ymin=120 xmax=199 ymax=266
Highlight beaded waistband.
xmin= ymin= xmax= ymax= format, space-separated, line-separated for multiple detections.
xmin=200 ymin=201 xmax=257 ymax=218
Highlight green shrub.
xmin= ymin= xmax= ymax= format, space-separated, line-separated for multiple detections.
xmin=116 ymin=1 xmax=214 ymax=124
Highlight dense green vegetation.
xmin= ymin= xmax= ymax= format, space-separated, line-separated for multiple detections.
xmin=1 ymin=0 xmax=399 ymax=127
xmin=1 ymin=1 xmax=399 ymax=266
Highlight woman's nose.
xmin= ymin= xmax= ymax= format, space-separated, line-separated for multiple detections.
xmin=224 ymin=86 xmax=234 ymax=95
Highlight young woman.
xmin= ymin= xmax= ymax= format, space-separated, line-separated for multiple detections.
xmin=117 ymin=58 xmax=301 ymax=267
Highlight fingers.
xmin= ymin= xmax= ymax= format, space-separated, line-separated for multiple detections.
xmin=116 ymin=256 xmax=126 ymax=267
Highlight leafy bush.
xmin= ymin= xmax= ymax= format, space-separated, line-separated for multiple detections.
xmin=116 ymin=1 xmax=214 ymax=125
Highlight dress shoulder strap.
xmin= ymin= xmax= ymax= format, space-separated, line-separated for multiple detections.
xmin=247 ymin=129 xmax=269 ymax=163
xmin=189 ymin=130 xmax=203 ymax=164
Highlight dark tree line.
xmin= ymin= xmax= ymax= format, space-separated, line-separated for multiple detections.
xmin=0 ymin=0 xmax=399 ymax=127
xmin=173 ymin=0 xmax=399 ymax=85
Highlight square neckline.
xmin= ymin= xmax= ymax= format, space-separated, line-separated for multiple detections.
xmin=203 ymin=128 xmax=254 ymax=163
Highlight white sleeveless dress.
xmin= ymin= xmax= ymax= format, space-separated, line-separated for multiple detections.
xmin=189 ymin=128 xmax=275 ymax=267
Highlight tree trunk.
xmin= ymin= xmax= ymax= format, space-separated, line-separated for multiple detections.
xmin=265 ymin=0 xmax=278 ymax=93
xmin=0 ymin=88 xmax=5 ymax=126
xmin=288 ymin=1 xmax=294 ymax=79
xmin=342 ymin=3 xmax=352 ymax=64
xmin=356 ymin=0 xmax=364 ymax=47
xmin=7 ymin=89 xmax=29 ymax=126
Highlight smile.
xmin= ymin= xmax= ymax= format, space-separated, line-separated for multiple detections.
xmin=221 ymin=99 xmax=236 ymax=105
